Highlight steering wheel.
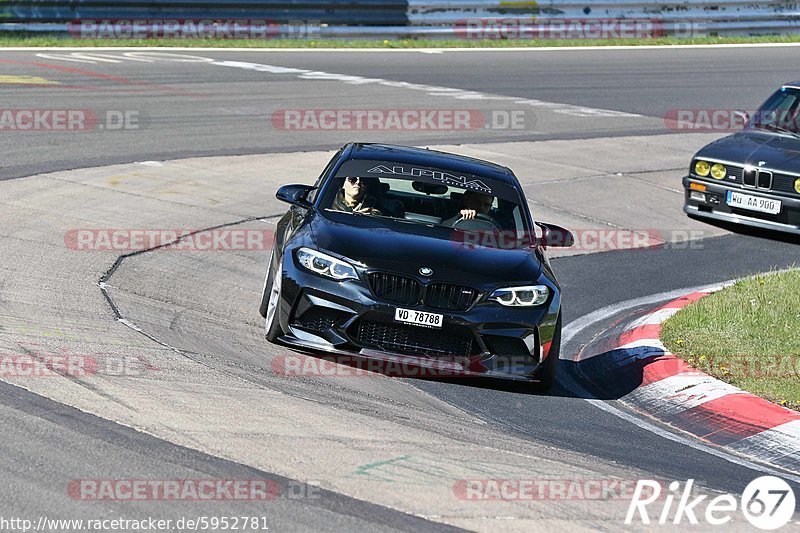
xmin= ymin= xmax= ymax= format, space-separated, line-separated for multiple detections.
xmin=452 ymin=213 xmax=503 ymax=232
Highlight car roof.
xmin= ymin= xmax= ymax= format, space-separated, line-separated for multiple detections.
xmin=343 ymin=143 xmax=518 ymax=185
xmin=782 ymin=81 xmax=800 ymax=90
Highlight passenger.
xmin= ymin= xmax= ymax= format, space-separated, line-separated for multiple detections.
xmin=331 ymin=177 xmax=383 ymax=215
xmin=445 ymin=190 xmax=496 ymax=226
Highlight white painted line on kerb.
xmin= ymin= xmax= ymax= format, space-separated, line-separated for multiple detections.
xmin=560 ymin=279 xmax=800 ymax=484
xmin=624 ymin=307 xmax=681 ymax=329
xmin=618 ymin=338 xmax=667 ymax=351
xmin=729 ymin=420 xmax=800 ymax=465
xmin=628 ymin=375 xmax=746 ymax=417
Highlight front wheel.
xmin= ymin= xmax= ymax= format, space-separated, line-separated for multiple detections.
xmin=531 ymin=312 xmax=561 ymax=393
xmin=263 ymin=258 xmax=283 ymax=342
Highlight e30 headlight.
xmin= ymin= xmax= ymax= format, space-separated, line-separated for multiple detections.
xmin=710 ymin=163 xmax=726 ymax=180
xmin=694 ymin=160 xmax=710 ymax=177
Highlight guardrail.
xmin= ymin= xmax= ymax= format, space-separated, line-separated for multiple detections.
xmin=408 ymin=0 xmax=800 ymax=21
xmin=407 ymin=0 xmax=800 ymax=35
xmin=1 ymin=0 xmax=798 ymax=36
xmin=0 ymin=0 xmax=409 ymax=26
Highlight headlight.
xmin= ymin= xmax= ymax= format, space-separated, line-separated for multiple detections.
xmin=795 ymin=178 xmax=800 ymax=194
xmin=489 ymin=285 xmax=549 ymax=307
xmin=710 ymin=163 xmax=726 ymax=180
xmin=296 ymin=248 xmax=358 ymax=281
xmin=694 ymin=160 xmax=710 ymax=177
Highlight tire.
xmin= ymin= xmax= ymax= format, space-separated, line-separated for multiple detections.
xmin=532 ymin=312 xmax=561 ymax=393
xmin=263 ymin=256 xmax=284 ymax=343
xmin=259 ymin=246 xmax=276 ymax=318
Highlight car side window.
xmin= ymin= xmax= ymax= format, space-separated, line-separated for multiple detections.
xmin=512 ymin=206 xmax=525 ymax=240
xmin=307 ymin=150 xmax=342 ymax=204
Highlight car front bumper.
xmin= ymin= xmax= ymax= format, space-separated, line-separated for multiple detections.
xmin=270 ymin=251 xmax=561 ymax=381
xmin=683 ymin=176 xmax=800 ymax=236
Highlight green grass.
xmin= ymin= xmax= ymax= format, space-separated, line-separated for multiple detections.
xmin=661 ymin=270 xmax=800 ymax=412
xmin=2 ymin=34 xmax=800 ymax=48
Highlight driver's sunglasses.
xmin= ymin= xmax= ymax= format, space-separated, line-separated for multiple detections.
xmin=345 ymin=177 xmax=362 ymax=184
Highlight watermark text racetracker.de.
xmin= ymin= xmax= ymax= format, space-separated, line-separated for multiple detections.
xmin=272 ymin=353 xmax=483 ymax=378
xmin=64 ymin=228 xmax=273 ymax=252
xmin=664 ymin=108 xmax=800 ymax=132
xmin=451 ymin=228 xmax=707 ymax=252
xmin=271 ymin=109 xmax=532 ymax=131
xmin=68 ymin=479 xmax=320 ymax=501
xmin=68 ymin=18 xmax=321 ymax=39
xmin=675 ymin=354 xmax=800 ymax=379
xmin=0 ymin=109 xmax=142 ymax=132
xmin=454 ymin=18 xmax=707 ymax=40
xmin=0 ymin=354 xmax=96 ymax=378
xmin=453 ymin=478 xmax=660 ymax=501
xmin=0 ymin=349 xmax=159 ymax=378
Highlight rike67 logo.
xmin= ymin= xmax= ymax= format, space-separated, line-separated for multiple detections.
xmin=626 ymin=476 xmax=796 ymax=530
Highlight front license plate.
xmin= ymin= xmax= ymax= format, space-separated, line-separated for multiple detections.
xmin=726 ymin=191 xmax=782 ymax=214
xmin=394 ymin=308 xmax=443 ymax=329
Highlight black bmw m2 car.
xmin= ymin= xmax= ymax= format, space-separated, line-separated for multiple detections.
xmin=259 ymin=143 xmax=573 ymax=391
xmin=684 ymin=83 xmax=800 ymax=235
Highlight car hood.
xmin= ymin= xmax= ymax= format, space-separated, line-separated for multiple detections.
xmin=309 ymin=212 xmax=542 ymax=286
xmin=697 ymin=129 xmax=800 ymax=170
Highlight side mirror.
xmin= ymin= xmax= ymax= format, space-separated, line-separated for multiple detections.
xmin=276 ymin=184 xmax=314 ymax=209
xmin=734 ymin=110 xmax=750 ymax=128
xmin=536 ymin=221 xmax=574 ymax=248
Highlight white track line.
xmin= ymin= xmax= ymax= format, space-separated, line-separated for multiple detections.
xmin=202 ymin=56 xmax=639 ymax=118
xmin=25 ymin=50 xmax=640 ymax=118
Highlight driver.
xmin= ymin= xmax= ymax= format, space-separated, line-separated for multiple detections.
xmin=331 ymin=176 xmax=383 ymax=215
xmin=445 ymin=190 xmax=496 ymax=226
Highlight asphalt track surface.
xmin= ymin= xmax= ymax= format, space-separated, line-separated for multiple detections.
xmin=1 ymin=46 xmax=800 ymax=531
xmin=0 ymin=380 xmax=463 ymax=533
xmin=2 ymin=45 xmax=800 ymax=179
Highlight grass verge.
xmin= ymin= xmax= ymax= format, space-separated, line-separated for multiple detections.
xmin=2 ymin=34 xmax=800 ymax=48
xmin=661 ymin=270 xmax=800 ymax=412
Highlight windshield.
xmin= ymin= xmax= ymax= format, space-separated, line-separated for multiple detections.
xmin=319 ymin=159 xmax=530 ymax=244
xmin=749 ymin=86 xmax=800 ymax=134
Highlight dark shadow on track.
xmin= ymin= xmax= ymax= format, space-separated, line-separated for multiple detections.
xmin=275 ymin=342 xmax=649 ymax=400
